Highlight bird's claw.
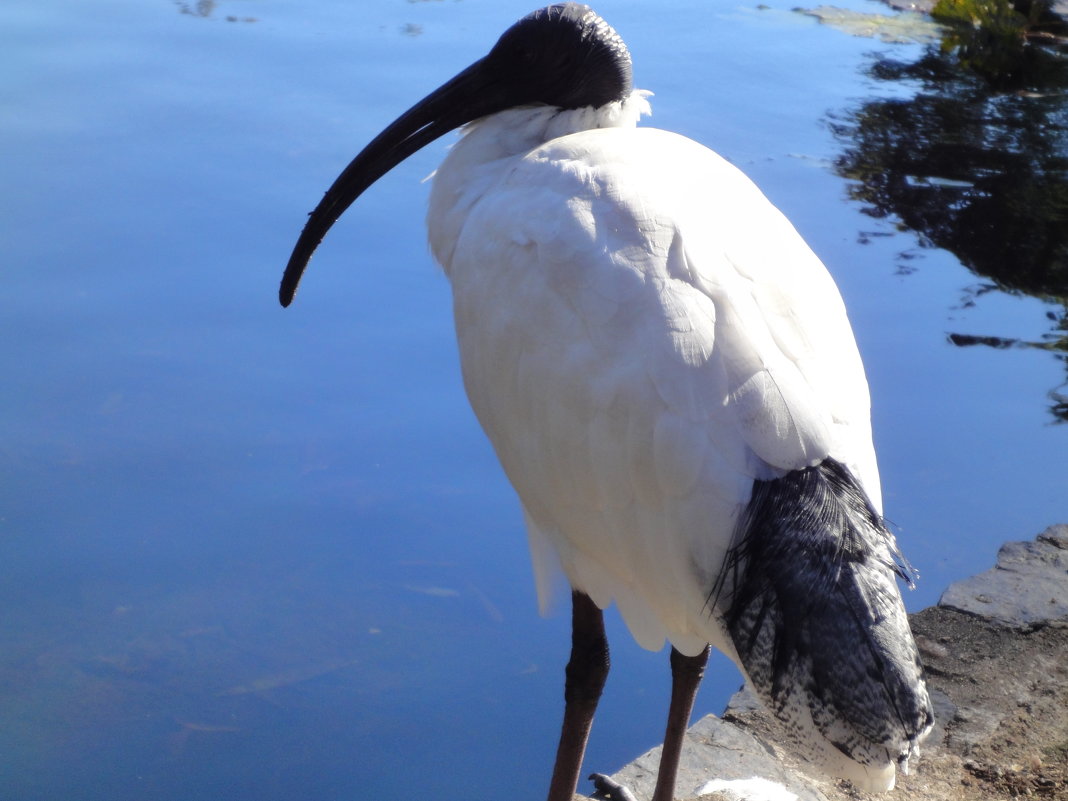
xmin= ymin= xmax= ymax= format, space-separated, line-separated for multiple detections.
xmin=588 ymin=772 xmax=640 ymax=801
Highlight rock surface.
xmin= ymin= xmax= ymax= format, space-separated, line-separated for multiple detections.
xmin=939 ymin=524 xmax=1068 ymax=628
xmin=577 ymin=525 xmax=1068 ymax=801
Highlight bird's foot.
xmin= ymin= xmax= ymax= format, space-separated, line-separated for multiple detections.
xmin=588 ymin=773 xmax=640 ymax=801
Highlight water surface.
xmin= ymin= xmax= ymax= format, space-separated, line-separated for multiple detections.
xmin=2 ymin=1 xmax=1065 ymax=799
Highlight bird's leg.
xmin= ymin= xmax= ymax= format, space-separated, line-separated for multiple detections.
xmin=546 ymin=591 xmax=609 ymax=801
xmin=650 ymin=645 xmax=710 ymax=801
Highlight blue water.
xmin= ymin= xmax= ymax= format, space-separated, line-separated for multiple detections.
xmin=2 ymin=1 xmax=1065 ymax=799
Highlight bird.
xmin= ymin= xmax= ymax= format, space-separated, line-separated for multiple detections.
xmin=279 ymin=4 xmax=934 ymax=800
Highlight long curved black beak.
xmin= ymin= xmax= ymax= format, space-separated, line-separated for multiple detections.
xmin=280 ymin=57 xmax=511 ymax=307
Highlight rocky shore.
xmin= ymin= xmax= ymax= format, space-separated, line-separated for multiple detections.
xmin=580 ymin=525 xmax=1068 ymax=801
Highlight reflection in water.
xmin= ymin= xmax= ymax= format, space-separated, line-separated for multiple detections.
xmin=931 ymin=0 xmax=1068 ymax=87
xmin=830 ymin=5 xmax=1068 ymax=419
xmin=173 ymin=0 xmax=257 ymax=23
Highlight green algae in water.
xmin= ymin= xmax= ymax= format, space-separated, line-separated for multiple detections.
xmin=798 ymin=6 xmax=947 ymax=44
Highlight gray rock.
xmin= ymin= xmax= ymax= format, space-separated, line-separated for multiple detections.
xmin=922 ymin=688 xmax=956 ymax=753
xmin=604 ymin=711 xmax=828 ymax=801
xmin=938 ymin=524 xmax=1068 ymax=628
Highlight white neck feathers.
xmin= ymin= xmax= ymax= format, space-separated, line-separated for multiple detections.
xmin=427 ymin=90 xmax=652 ymax=270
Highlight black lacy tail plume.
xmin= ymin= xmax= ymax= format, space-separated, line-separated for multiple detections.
xmin=709 ymin=458 xmax=931 ymax=764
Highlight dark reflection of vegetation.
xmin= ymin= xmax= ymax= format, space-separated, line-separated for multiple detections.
xmin=835 ymin=75 xmax=1068 ymax=297
xmin=830 ymin=1 xmax=1068 ymax=420
xmin=931 ymin=0 xmax=1068 ymax=87
xmin=173 ymin=0 xmax=257 ymax=23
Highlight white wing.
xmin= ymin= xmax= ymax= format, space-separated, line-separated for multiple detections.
xmin=435 ymin=125 xmax=879 ymax=655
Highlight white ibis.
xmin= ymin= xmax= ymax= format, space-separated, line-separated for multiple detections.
xmin=279 ymin=4 xmax=933 ymax=799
